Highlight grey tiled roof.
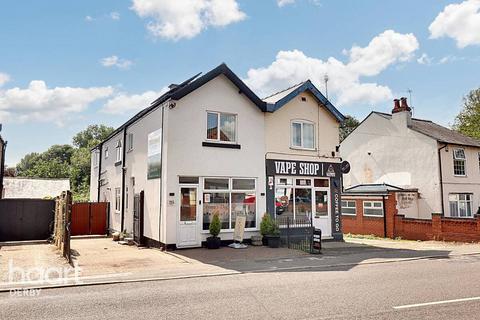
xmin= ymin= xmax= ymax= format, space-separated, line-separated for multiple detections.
xmin=343 ymin=183 xmax=404 ymax=195
xmin=373 ymin=112 xmax=480 ymax=148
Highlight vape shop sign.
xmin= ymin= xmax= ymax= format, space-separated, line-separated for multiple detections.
xmin=266 ymin=159 xmax=339 ymax=178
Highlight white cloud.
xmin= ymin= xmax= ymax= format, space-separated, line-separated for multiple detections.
xmin=0 ymin=73 xmax=10 ymax=87
xmin=278 ymin=0 xmax=296 ymax=7
xmin=429 ymin=0 xmax=480 ymax=48
xmin=85 ymin=15 xmax=94 ymax=22
xmin=244 ymin=30 xmax=419 ymax=106
xmin=110 ymin=11 xmax=120 ymax=20
xmin=100 ymin=55 xmax=133 ymax=69
xmin=417 ymin=53 xmax=433 ymax=65
xmin=101 ymin=88 xmax=168 ymax=114
xmin=130 ymin=0 xmax=246 ymax=40
xmin=0 ymin=81 xmax=113 ymax=126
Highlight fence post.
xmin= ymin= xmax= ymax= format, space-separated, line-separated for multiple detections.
xmin=287 ymin=217 xmax=290 ymax=249
xmin=432 ymin=212 xmax=442 ymax=241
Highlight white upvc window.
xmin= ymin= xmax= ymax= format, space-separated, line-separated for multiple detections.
xmin=449 ymin=193 xmax=473 ymax=217
xmin=115 ymin=187 xmax=121 ymax=213
xmin=115 ymin=140 xmax=122 ymax=163
xmin=291 ymin=120 xmax=315 ymax=150
xmin=127 ymin=133 xmax=134 ymax=152
xmin=341 ymin=200 xmax=356 ymax=216
xmin=453 ymin=148 xmax=466 ymax=176
xmin=206 ymin=111 xmax=237 ymax=143
xmin=104 ymin=147 xmax=109 ymax=159
xmin=363 ymin=201 xmax=383 ymax=217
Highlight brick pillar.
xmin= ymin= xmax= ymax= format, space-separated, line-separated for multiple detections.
xmin=432 ymin=212 xmax=442 ymax=241
xmin=385 ymin=192 xmax=397 ymax=239
xmin=475 ymin=214 xmax=480 ymax=234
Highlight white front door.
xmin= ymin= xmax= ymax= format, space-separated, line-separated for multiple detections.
xmin=177 ymin=186 xmax=201 ymax=248
xmin=313 ymin=188 xmax=332 ymax=238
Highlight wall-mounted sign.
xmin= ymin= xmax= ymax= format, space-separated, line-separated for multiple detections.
xmin=147 ymin=129 xmax=162 ymax=179
xmin=340 ymin=161 xmax=351 ymax=174
xmin=265 ymin=159 xmax=340 ymax=178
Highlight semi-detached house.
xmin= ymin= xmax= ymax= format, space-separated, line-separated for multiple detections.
xmin=90 ymin=63 xmax=345 ymax=249
xmin=341 ymin=98 xmax=480 ymax=220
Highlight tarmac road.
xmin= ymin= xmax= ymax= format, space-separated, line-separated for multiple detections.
xmin=2 ymin=253 xmax=480 ymax=319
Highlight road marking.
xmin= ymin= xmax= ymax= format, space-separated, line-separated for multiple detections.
xmin=394 ymin=296 xmax=480 ymax=310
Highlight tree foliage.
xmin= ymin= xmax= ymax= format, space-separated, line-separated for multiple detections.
xmin=453 ymin=88 xmax=480 ymax=140
xmin=16 ymin=125 xmax=114 ymax=201
xmin=340 ymin=115 xmax=360 ymax=142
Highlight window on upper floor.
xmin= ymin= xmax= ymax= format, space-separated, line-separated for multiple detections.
xmin=291 ymin=120 xmax=315 ymax=150
xmin=104 ymin=147 xmax=109 ymax=159
xmin=127 ymin=133 xmax=134 ymax=152
xmin=116 ymin=140 xmax=122 ymax=163
xmin=93 ymin=150 xmax=99 ymax=168
xmin=453 ymin=148 xmax=466 ymax=176
xmin=449 ymin=193 xmax=472 ymax=217
xmin=206 ymin=111 xmax=237 ymax=143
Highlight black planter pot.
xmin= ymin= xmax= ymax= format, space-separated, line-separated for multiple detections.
xmin=206 ymin=236 xmax=221 ymax=249
xmin=262 ymin=236 xmax=268 ymax=246
xmin=267 ymin=235 xmax=280 ymax=248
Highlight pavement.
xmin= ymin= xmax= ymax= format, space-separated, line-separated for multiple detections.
xmin=2 ymin=236 xmax=480 ymax=291
xmin=2 ymin=252 xmax=480 ymax=319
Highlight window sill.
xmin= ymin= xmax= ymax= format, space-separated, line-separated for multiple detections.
xmin=290 ymin=146 xmax=317 ymax=152
xmin=115 ymin=211 xmax=120 ymax=214
xmin=202 ymin=142 xmax=241 ymax=149
xmin=453 ymin=175 xmax=467 ymax=178
xmin=115 ymin=161 xmax=122 ymax=167
xmin=363 ymin=214 xmax=384 ymax=218
xmin=341 ymin=213 xmax=357 ymax=217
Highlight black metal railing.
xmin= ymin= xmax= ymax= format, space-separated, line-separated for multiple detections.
xmin=276 ymin=215 xmax=317 ymax=253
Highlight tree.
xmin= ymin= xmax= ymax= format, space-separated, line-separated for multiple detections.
xmin=4 ymin=166 xmax=16 ymax=177
xmin=73 ymin=124 xmax=114 ymax=149
xmin=453 ymin=88 xmax=480 ymax=140
xmin=340 ymin=115 xmax=360 ymax=142
xmin=16 ymin=145 xmax=73 ymax=178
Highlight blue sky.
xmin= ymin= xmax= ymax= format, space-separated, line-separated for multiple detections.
xmin=1 ymin=0 xmax=479 ymax=166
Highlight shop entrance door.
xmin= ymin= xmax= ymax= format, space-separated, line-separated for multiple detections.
xmin=177 ymin=187 xmax=201 ymax=248
xmin=313 ymin=188 xmax=331 ymax=238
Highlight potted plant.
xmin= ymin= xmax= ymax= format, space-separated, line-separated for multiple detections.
xmin=206 ymin=213 xmax=222 ymax=249
xmin=260 ymin=213 xmax=273 ymax=246
xmin=267 ymin=220 xmax=281 ymax=248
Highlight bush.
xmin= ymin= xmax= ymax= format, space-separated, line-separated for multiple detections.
xmin=209 ymin=213 xmax=221 ymax=238
xmin=260 ymin=213 xmax=273 ymax=236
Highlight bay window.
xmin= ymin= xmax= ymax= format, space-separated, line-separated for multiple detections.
xmin=449 ymin=193 xmax=473 ymax=217
xmin=291 ymin=120 xmax=315 ymax=149
xmin=207 ymin=112 xmax=237 ymax=143
xmin=202 ymin=178 xmax=256 ymax=230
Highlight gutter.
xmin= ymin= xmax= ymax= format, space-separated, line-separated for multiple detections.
xmin=96 ymin=143 xmax=103 ymax=202
xmin=382 ymin=195 xmax=387 ymax=238
xmin=438 ymin=143 xmax=448 ymax=215
xmin=159 ymin=105 xmax=165 ymax=243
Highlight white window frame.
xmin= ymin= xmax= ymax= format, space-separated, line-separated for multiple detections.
xmin=201 ymin=177 xmax=257 ymax=232
xmin=449 ymin=193 xmax=473 ymax=218
xmin=363 ymin=201 xmax=384 ymax=217
xmin=206 ymin=111 xmax=238 ymax=144
xmin=453 ymin=148 xmax=466 ymax=176
xmin=127 ymin=133 xmax=134 ymax=152
xmin=114 ymin=187 xmax=121 ymax=213
xmin=93 ymin=150 xmax=99 ymax=168
xmin=104 ymin=147 xmax=109 ymax=159
xmin=341 ymin=200 xmax=356 ymax=216
xmin=291 ymin=120 xmax=316 ymax=150
xmin=115 ymin=140 xmax=122 ymax=163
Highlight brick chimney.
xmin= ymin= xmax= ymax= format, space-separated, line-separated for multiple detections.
xmin=391 ymin=97 xmax=412 ymax=128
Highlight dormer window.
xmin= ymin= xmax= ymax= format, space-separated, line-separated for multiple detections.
xmin=453 ymin=148 xmax=466 ymax=176
xmin=206 ymin=112 xmax=237 ymax=143
xmin=116 ymin=140 xmax=122 ymax=163
xmin=291 ymin=120 xmax=315 ymax=150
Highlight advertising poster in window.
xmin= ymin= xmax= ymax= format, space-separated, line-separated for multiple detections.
xmin=147 ymin=129 xmax=162 ymax=179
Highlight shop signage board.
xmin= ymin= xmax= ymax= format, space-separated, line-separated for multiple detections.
xmin=265 ymin=159 xmax=341 ymax=178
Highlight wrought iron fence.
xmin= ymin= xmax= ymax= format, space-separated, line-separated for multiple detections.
xmin=276 ymin=216 xmax=316 ymax=253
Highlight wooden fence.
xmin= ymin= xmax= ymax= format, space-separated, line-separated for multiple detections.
xmin=53 ymin=191 xmax=72 ymax=263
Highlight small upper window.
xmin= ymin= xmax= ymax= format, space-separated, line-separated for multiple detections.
xmin=116 ymin=140 xmax=122 ymax=163
xmin=104 ymin=147 xmax=109 ymax=159
xmin=93 ymin=150 xmax=99 ymax=167
xmin=207 ymin=112 xmax=237 ymax=143
xmin=291 ymin=120 xmax=315 ymax=149
xmin=127 ymin=133 xmax=134 ymax=151
xmin=453 ymin=148 xmax=466 ymax=176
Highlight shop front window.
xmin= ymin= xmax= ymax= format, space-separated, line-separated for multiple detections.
xmin=294 ymin=188 xmax=312 ymax=218
xmin=202 ymin=178 xmax=256 ymax=230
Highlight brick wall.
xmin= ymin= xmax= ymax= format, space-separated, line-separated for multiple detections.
xmin=342 ymin=191 xmax=480 ymax=242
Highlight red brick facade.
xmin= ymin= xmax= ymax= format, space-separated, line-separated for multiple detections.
xmin=342 ymin=191 xmax=480 ymax=242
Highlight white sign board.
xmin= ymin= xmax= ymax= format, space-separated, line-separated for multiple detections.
xmin=233 ymin=215 xmax=246 ymax=242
